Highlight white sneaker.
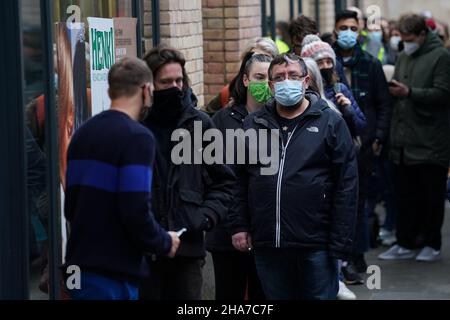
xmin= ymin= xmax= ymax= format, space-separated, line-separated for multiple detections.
xmin=379 ymin=228 xmax=397 ymax=246
xmin=378 ymin=228 xmax=393 ymax=240
xmin=337 ymin=281 xmax=356 ymax=300
xmin=381 ymin=234 xmax=397 ymax=247
xmin=378 ymin=244 xmax=415 ymax=260
xmin=416 ymin=246 xmax=442 ymax=262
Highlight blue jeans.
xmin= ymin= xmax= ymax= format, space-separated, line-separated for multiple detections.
xmin=68 ymin=272 xmax=138 ymax=300
xmin=254 ymin=248 xmax=339 ymax=300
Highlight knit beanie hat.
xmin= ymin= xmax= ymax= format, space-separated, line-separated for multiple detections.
xmin=301 ymin=35 xmax=336 ymax=66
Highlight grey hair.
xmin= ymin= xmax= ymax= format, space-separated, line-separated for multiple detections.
xmin=241 ymin=37 xmax=279 ymax=60
xmin=303 ymin=57 xmax=341 ymax=115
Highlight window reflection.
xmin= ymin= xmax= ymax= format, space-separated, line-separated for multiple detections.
xmin=21 ymin=0 xmax=133 ymax=300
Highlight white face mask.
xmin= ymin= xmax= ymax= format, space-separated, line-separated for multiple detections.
xmin=403 ymin=41 xmax=420 ymax=56
xmin=390 ymin=36 xmax=401 ymax=51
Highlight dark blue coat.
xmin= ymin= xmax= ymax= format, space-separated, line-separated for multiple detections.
xmin=325 ymin=82 xmax=367 ymax=137
xmin=230 ymin=93 xmax=359 ymax=260
xmin=334 ymin=43 xmax=392 ymax=145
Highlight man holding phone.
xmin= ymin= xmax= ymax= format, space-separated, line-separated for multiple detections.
xmin=379 ymin=14 xmax=450 ymax=262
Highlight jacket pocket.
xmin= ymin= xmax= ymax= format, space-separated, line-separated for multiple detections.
xmin=174 ymin=188 xmax=205 ymax=232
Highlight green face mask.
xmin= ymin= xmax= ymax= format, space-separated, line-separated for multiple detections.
xmin=248 ymin=81 xmax=273 ymax=104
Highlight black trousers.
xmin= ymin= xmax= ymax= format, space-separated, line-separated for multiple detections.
xmin=353 ymin=146 xmax=374 ymax=256
xmin=139 ymin=256 xmax=204 ymax=300
xmin=394 ymin=163 xmax=447 ymax=250
xmin=211 ymin=251 xmax=265 ymax=301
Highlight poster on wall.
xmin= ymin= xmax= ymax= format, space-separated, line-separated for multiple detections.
xmin=55 ymin=21 xmax=90 ymax=260
xmin=88 ymin=17 xmax=115 ymax=116
xmin=113 ymin=17 xmax=137 ymax=61
xmin=67 ymin=22 xmax=91 ymax=132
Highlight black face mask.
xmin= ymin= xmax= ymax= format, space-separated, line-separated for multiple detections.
xmin=150 ymin=87 xmax=186 ymax=124
xmin=320 ymin=68 xmax=334 ymax=85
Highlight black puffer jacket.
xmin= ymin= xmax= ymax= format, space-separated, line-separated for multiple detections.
xmin=144 ymin=88 xmax=236 ymax=258
xmin=230 ymin=93 xmax=358 ymax=260
xmin=206 ymin=104 xmax=248 ymax=251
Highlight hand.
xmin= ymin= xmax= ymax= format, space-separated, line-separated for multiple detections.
xmin=167 ymin=231 xmax=180 ymax=258
xmin=335 ymin=93 xmax=351 ymax=106
xmin=372 ymin=140 xmax=383 ymax=156
xmin=232 ymin=232 xmax=253 ymax=252
xmin=389 ymin=80 xmax=410 ymax=98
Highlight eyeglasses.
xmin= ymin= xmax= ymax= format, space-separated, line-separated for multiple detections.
xmin=272 ymin=74 xmax=307 ymax=83
xmin=271 ymin=54 xmax=308 ymax=83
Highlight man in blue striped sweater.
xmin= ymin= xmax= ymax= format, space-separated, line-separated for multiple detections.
xmin=63 ymin=57 xmax=180 ymax=300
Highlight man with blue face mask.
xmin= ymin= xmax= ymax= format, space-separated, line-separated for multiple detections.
xmin=362 ymin=24 xmax=387 ymax=64
xmin=229 ymin=54 xmax=358 ymax=300
xmin=332 ymin=10 xmax=392 ymax=285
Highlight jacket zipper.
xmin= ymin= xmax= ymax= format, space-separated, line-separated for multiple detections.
xmin=275 ymin=126 xmax=298 ymax=248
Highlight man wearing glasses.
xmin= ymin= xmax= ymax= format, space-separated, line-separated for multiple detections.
xmin=229 ymin=54 xmax=358 ymax=300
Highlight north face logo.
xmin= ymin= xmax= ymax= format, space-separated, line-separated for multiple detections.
xmin=306 ymin=126 xmax=319 ymax=133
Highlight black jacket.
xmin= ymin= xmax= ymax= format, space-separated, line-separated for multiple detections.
xmin=334 ymin=43 xmax=392 ymax=146
xmin=143 ymin=89 xmax=236 ymax=258
xmin=229 ymin=93 xmax=359 ymax=260
xmin=206 ymin=104 xmax=248 ymax=251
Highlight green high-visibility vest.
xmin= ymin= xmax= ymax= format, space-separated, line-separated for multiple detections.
xmin=362 ymin=41 xmax=385 ymax=62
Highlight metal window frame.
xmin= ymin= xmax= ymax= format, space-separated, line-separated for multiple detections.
xmin=261 ymin=0 xmax=267 ymax=36
xmin=289 ymin=0 xmax=294 ymax=20
xmin=335 ymin=0 xmax=348 ymax=15
xmin=151 ymin=0 xmax=160 ymax=48
xmin=261 ymin=0 xmax=276 ymax=40
xmin=269 ymin=0 xmax=276 ymax=41
xmin=132 ymin=0 xmax=144 ymax=57
xmin=0 ymin=0 xmax=29 ymax=300
xmin=41 ymin=0 xmax=61 ymax=300
xmin=315 ymin=0 xmax=320 ymax=33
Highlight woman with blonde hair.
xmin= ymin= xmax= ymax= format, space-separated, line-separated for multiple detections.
xmin=204 ymin=37 xmax=278 ymax=115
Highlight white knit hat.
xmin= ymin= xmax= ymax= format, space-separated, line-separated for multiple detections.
xmin=301 ymin=35 xmax=336 ymax=66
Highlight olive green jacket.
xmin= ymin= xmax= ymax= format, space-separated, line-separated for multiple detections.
xmin=390 ymin=32 xmax=450 ymax=168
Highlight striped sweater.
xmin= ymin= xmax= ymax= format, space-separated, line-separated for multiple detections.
xmin=63 ymin=110 xmax=171 ymax=283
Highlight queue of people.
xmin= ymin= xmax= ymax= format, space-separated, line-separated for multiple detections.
xmin=57 ymin=9 xmax=450 ymax=301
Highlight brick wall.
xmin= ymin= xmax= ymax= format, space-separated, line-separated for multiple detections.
xmin=202 ymin=0 xmax=262 ymax=105
xmin=144 ymin=0 xmax=205 ymax=107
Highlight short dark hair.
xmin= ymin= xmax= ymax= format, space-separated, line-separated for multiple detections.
xmin=230 ymin=53 xmax=273 ymax=106
xmin=335 ymin=10 xmax=358 ymax=25
xmin=108 ymin=57 xmax=152 ymax=100
xmin=142 ymin=44 xmax=190 ymax=88
xmin=398 ymin=14 xmax=428 ymax=36
xmin=289 ymin=15 xmax=317 ymax=43
xmin=268 ymin=54 xmax=308 ymax=81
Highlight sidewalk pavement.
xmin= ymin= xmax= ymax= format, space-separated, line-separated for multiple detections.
xmin=351 ymin=201 xmax=450 ymax=300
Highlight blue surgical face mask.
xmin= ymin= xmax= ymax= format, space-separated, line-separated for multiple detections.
xmin=274 ymin=80 xmax=305 ymax=109
xmin=369 ymin=31 xmax=383 ymax=43
xmin=337 ymin=29 xmax=359 ymax=50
